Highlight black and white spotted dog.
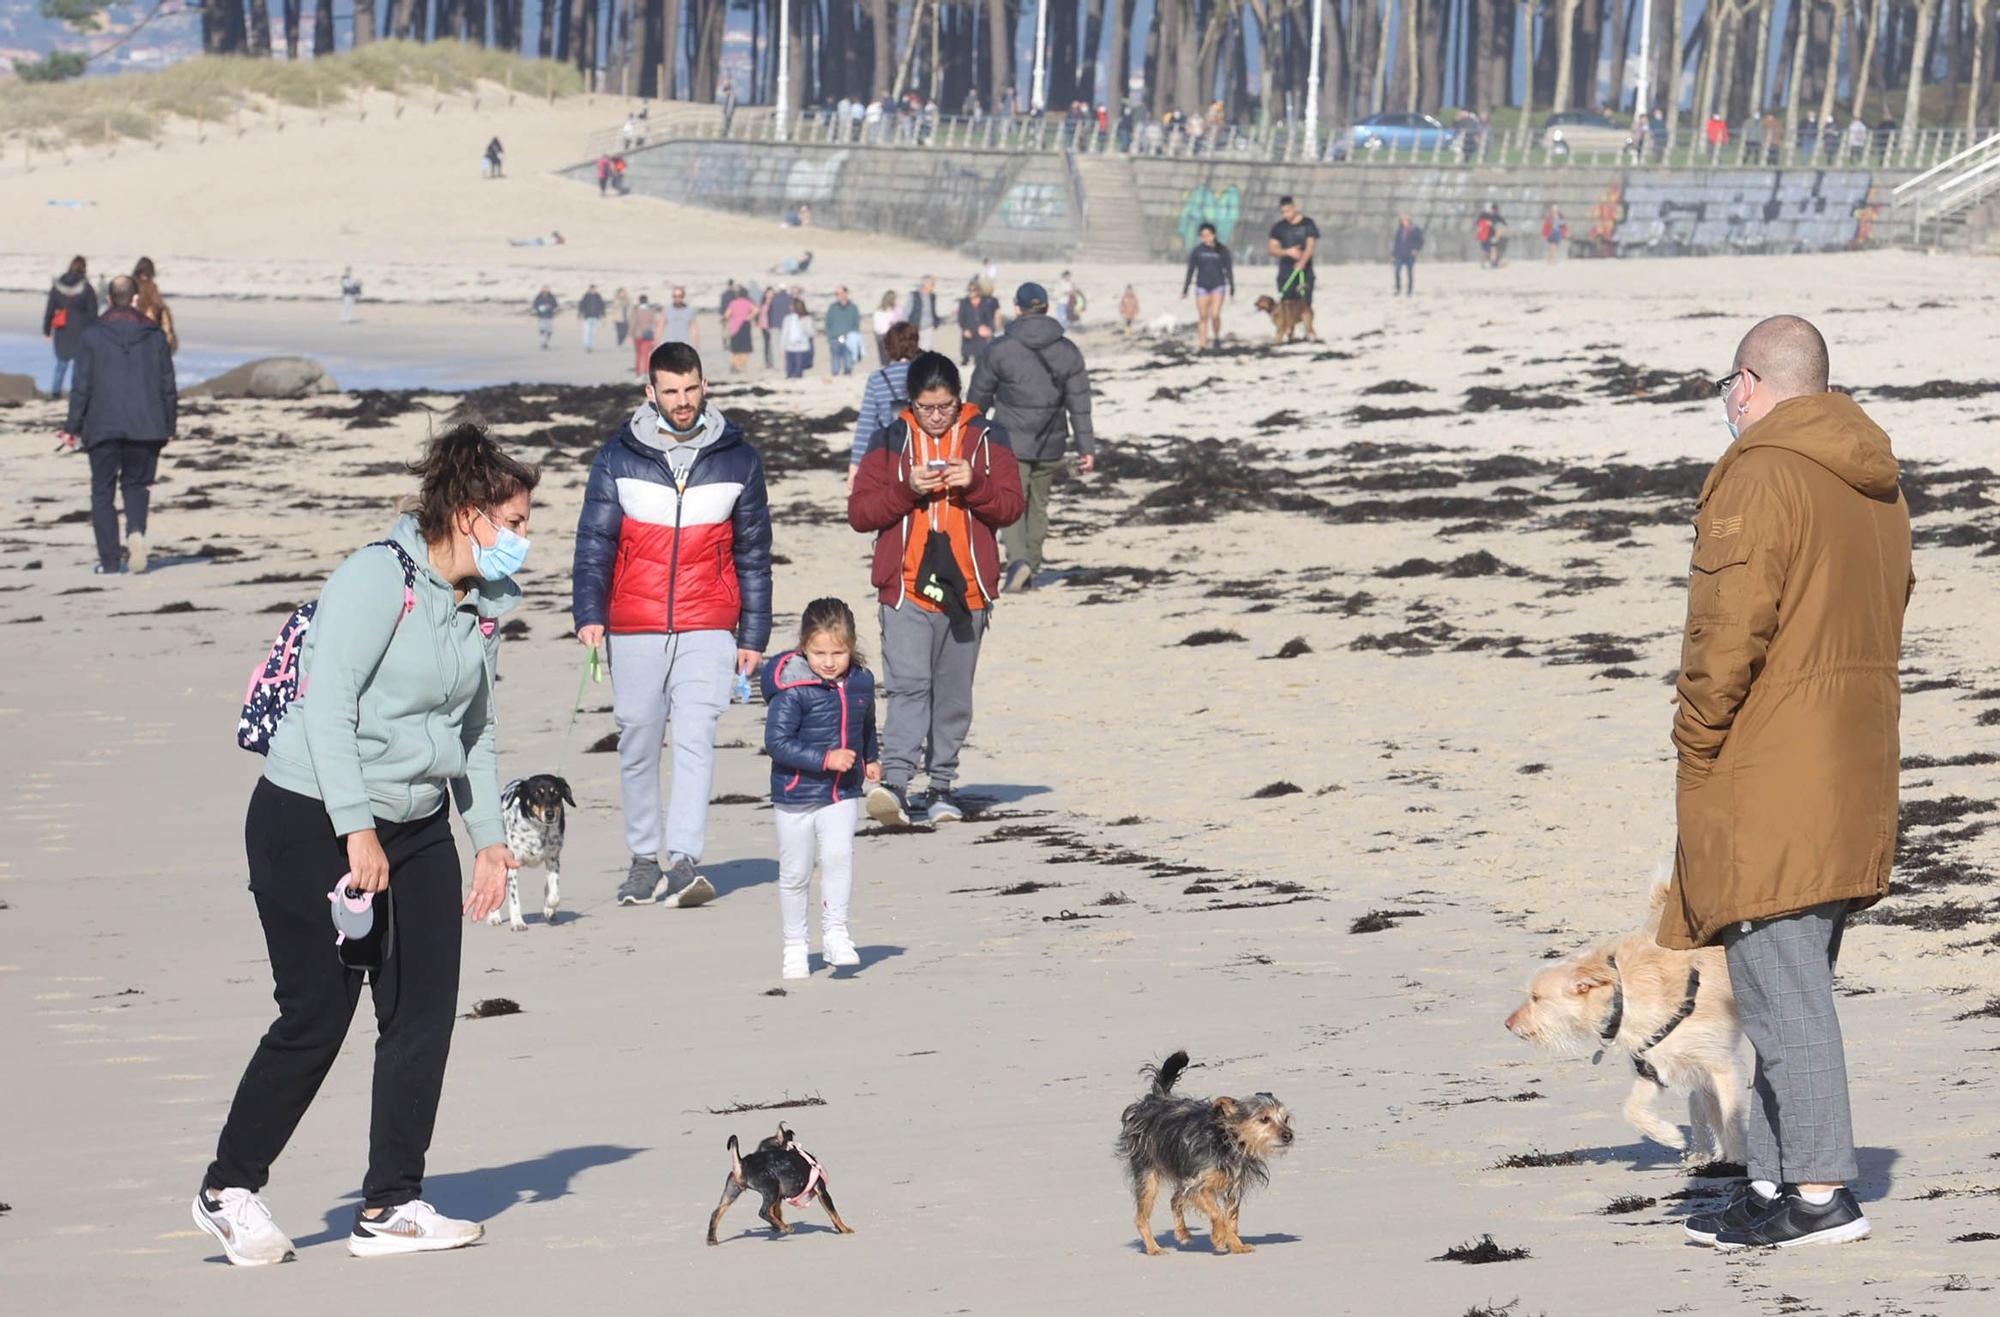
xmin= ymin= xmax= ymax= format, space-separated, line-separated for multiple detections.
xmin=490 ymin=775 xmax=573 ymax=931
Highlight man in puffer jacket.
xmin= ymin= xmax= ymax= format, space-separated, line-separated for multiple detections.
xmin=573 ymin=341 xmax=773 ymax=909
xmin=967 ymin=282 xmax=1096 ymax=593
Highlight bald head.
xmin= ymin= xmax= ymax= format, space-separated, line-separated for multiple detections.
xmin=107 ymin=275 xmax=136 ymax=308
xmin=1734 ymin=315 xmax=1829 ymax=399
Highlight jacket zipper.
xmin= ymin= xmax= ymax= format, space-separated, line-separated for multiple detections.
xmin=832 ymin=677 xmax=849 ymax=802
xmin=657 ymin=440 xmax=712 ymax=633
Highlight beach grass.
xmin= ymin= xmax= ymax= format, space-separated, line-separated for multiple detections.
xmin=1 ymin=39 xmax=586 ymax=147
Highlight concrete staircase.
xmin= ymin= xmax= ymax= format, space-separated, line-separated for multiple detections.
xmin=1072 ymin=154 xmax=1147 ymax=261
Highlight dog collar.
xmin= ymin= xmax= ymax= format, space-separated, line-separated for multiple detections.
xmin=1592 ymin=954 xmax=1701 ymax=1086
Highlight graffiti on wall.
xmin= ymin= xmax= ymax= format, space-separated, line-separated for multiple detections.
xmin=998 ymin=181 xmax=1066 ymax=230
xmin=1612 ymin=171 xmax=1875 ymax=253
xmin=1176 ymin=185 xmax=1243 ymax=250
xmin=784 ymin=152 xmax=850 ymax=203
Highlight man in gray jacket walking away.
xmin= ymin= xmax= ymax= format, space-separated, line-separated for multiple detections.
xmin=60 ymin=275 xmax=176 ymax=575
xmin=967 ymin=282 xmax=1096 ymax=592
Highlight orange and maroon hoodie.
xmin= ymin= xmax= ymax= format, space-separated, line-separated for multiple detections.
xmin=847 ymin=406 xmax=1025 ymax=609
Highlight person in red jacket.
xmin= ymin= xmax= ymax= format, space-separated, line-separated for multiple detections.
xmin=847 ymin=351 xmax=1024 ymax=827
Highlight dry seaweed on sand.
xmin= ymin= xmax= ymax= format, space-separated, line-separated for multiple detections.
xmin=706 ymin=1094 xmax=826 ymax=1115
xmin=584 ymin=732 xmax=620 ymax=753
xmin=1491 ymin=1149 xmax=1581 ymax=1169
xmin=1434 ymin=1235 xmax=1531 ymax=1264
xmin=1599 ymin=1195 xmax=1657 ymax=1215
xmin=1250 ymin=781 xmax=1303 ymax=799
xmin=709 ymin=793 xmax=762 ymax=806
xmin=1178 ymin=629 xmax=1244 ymax=647
xmin=1043 ymin=909 xmax=1106 ymax=923
xmin=1350 ymin=909 xmax=1425 ymax=934
xmin=1269 ymin=637 xmax=1313 ymax=659
xmin=463 ymin=998 xmax=521 ymax=1019
xmin=1462 ymin=386 xmax=1580 ymax=413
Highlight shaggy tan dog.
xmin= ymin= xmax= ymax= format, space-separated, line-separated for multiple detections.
xmin=1504 ymin=884 xmax=1746 ymax=1163
xmin=1252 ymin=294 xmax=1318 ymax=344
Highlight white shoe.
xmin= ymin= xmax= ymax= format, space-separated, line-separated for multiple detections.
xmin=347 ymin=1200 xmax=484 ymax=1257
xmin=822 ymin=929 xmax=860 ymax=967
xmin=782 ymin=943 xmax=810 ymax=979
xmin=127 ymin=531 xmax=148 ymax=574
xmin=192 ymin=1187 xmax=296 ymax=1266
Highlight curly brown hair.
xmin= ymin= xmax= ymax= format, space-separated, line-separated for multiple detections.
xmin=406 ymin=423 xmax=540 ymax=544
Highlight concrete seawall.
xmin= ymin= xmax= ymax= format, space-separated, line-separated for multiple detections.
xmin=573 ymin=140 xmax=1912 ymax=267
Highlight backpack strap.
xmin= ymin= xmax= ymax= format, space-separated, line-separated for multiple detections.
xmin=367 ymin=539 xmax=420 ymax=620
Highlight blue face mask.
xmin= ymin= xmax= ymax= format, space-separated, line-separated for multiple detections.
xmin=471 ymin=510 xmax=530 ymax=581
xmin=1725 ymin=375 xmax=1754 ymax=441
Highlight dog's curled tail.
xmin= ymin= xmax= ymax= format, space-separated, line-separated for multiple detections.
xmin=1141 ymin=1049 xmax=1191 ymax=1097
xmin=726 ymin=1134 xmax=743 ymax=1181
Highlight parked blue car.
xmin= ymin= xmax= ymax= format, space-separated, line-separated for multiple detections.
xmin=1334 ymin=113 xmax=1457 ymax=159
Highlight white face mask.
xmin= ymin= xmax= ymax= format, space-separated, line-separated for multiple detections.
xmin=1725 ymin=373 xmax=1755 ymax=440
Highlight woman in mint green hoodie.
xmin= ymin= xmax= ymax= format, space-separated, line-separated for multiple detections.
xmin=195 ymin=425 xmax=539 ymax=1267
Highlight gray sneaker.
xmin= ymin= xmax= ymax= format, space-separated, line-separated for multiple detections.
xmin=659 ymin=854 xmax=716 ymax=909
xmin=926 ymin=791 xmax=966 ymax=824
xmin=617 ymin=855 xmax=664 ymax=905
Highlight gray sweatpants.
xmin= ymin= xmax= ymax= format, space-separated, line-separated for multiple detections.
xmin=607 ymin=630 xmax=736 ymax=862
xmin=1721 ymin=900 xmax=1857 ymax=1185
xmin=878 ymin=603 xmax=987 ymax=793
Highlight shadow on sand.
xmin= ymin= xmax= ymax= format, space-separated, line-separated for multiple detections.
xmin=289 ymin=1143 xmax=647 ymax=1251
xmin=829 ymin=944 xmax=905 ymax=979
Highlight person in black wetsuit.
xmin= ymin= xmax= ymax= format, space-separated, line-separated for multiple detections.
xmin=1266 ymin=195 xmax=1319 ymax=306
xmin=1182 ymin=222 xmax=1235 ymax=352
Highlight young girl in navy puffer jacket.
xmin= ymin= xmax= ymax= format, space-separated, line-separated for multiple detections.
xmin=762 ymin=598 xmax=880 ymax=980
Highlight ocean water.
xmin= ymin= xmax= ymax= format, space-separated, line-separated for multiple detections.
xmin=0 ymin=331 xmax=522 ymax=394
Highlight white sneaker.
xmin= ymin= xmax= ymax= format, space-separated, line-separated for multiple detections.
xmin=347 ymin=1200 xmax=484 ymax=1257
xmin=782 ymin=943 xmax=810 ymax=979
xmin=822 ymin=929 xmax=860 ymax=967
xmin=192 ymin=1187 xmax=296 ymax=1266
xmin=127 ymin=531 xmax=148 ymax=574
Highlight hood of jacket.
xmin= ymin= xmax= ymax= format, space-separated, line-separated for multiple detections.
xmin=1002 ymin=311 xmax=1068 ymax=350
xmin=385 ymin=513 xmax=522 ymax=620
xmin=93 ymin=307 xmax=163 ymax=349
xmin=626 ymin=400 xmax=732 ymax=456
xmin=1701 ymin=392 xmax=1900 ymax=506
xmin=761 ymin=650 xmax=836 ymax=699
xmin=54 ymin=274 xmax=90 ymax=298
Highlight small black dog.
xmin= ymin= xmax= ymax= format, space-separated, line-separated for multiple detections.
xmin=1116 ymin=1050 xmax=1293 ymax=1255
xmin=706 ymin=1123 xmax=855 ymax=1245
xmin=491 ymin=774 xmax=573 ymax=931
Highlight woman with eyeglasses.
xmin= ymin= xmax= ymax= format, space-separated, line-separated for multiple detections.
xmin=194 ymin=424 xmax=536 ymax=1266
xmin=847 ymin=352 xmax=1024 ymax=828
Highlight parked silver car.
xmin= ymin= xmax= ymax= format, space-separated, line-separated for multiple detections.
xmin=1541 ymin=110 xmax=1629 ymax=157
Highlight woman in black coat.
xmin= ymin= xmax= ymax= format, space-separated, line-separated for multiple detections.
xmin=44 ymin=255 xmax=99 ymax=399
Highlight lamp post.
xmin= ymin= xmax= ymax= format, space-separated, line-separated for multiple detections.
xmin=776 ymin=0 xmax=792 ymax=141
xmin=1032 ymin=0 xmax=1049 ymax=112
xmin=1304 ymin=0 xmax=1324 ymax=159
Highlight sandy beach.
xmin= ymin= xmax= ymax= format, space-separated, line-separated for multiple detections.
xmin=3 ymin=94 xmax=1999 ymax=1314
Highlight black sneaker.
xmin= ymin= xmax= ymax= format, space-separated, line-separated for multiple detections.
xmin=1684 ymin=1181 xmax=1780 ymax=1246
xmin=1714 ymin=1188 xmax=1871 ymax=1251
xmin=866 ymin=783 xmax=911 ymax=827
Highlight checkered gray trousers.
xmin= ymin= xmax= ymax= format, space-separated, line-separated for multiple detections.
xmin=1722 ymin=900 xmax=1858 ymax=1184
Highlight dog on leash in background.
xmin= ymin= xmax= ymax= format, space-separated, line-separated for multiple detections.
xmin=706 ymin=1124 xmax=856 ymax=1244
xmin=1252 ymin=294 xmax=1318 ymax=344
xmin=1504 ymin=876 xmax=1746 ymax=1163
xmin=1117 ymin=1050 xmax=1294 ymax=1256
xmin=491 ymin=775 xmax=573 ymax=931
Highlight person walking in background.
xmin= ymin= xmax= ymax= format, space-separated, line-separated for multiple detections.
xmin=484 ymin=136 xmax=505 ymax=178
xmin=761 ymin=597 xmax=880 ymax=980
xmin=58 ymin=275 xmax=176 ymax=576
xmin=612 ymin=287 xmax=632 ymax=346
xmin=1266 ymin=196 xmax=1319 ymax=308
xmin=42 ymin=254 xmax=97 ymax=398
xmin=196 ymin=424 xmax=535 ymax=1267
xmin=724 ymin=284 xmax=758 ymax=373
xmin=596 ymin=155 xmax=612 ymax=196
xmin=1665 ymin=316 xmax=1911 ymax=1252
xmin=850 ymin=321 xmax=919 ymax=491
xmin=757 ymin=286 xmax=779 ymax=370
xmin=338 ymin=267 xmax=361 ymax=324
xmin=574 ymin=342 xmax=772 ymax=910
xmin=1119 ymin=285 xmax=1140 ymax=336
xmin=629 ymin=294 xmax=659 ymax=379
xmin=1052 ymin=271 xmax=1077 ymax=329
xmin=132 ymin=256 xmax=177 ymax=355
xmin=873 ymin=291 xmax=902 ymax=365
xmin=1182 ymin=221 xmax=1235 ymax=350
xmin=578 ymin=284 xmax=606 ymax=353
xmin=661 ymin=286 xmax=700 ymax=348
xmin=781 ymin=297 xmax=815 ymax=380
xmin=967 ymin=283 xmax=1095 ymax=594
xmin=956 ymin=282 xmax=998 ymax=365
xmin=824 ymin=287 xmax=863 ymax=377
xmin=1392 ymin=214 xmax=1423 ymax=296
xmin=904 ymin=275 xmax=941 ymax=353
xmin=1541 ymin=204 xmax=1568 ymax=262
xmin=847 ymin=352 xmax=1024 ymax=828
xmin=531 ymin=286 xmax=558 ymax=350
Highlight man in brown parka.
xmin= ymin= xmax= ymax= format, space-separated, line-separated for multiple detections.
xmin=1664 ymin=316 xmax=1912 ymax=1252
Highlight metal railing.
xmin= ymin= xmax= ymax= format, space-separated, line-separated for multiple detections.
xmin=613 ymin=108 xmax=1992 ymax=173
xmin=1891 ymin=132 xmax=2000 ymax=242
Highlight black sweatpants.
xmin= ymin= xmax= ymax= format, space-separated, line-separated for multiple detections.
xmin=207 ymin=780 xmax=462 ymax=1210
xmin=87 ymin=439 xmax=162 ymax=571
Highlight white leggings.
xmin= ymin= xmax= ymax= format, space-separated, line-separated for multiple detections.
xmin=775 ymin=799 xmax=859 ymax=946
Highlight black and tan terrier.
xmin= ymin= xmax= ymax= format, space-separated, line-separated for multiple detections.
xmin=1116 ymin=1050 xmax=1294 ymax=1256
xmin=706 ymin=1123 xmax=856 ymax=1245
